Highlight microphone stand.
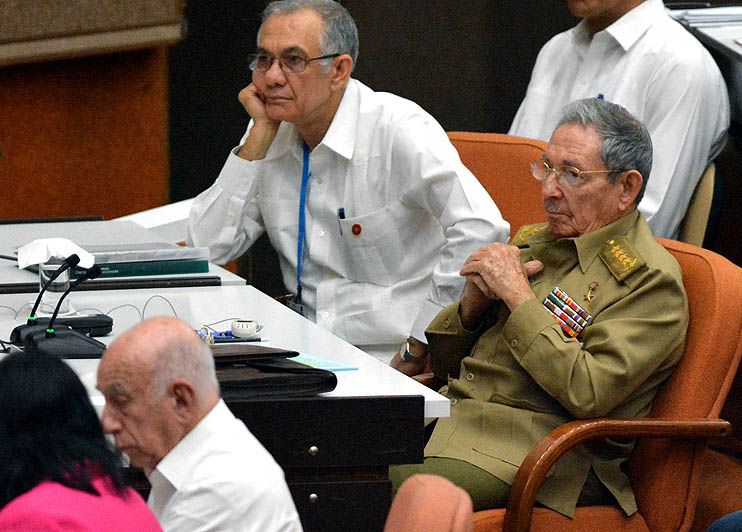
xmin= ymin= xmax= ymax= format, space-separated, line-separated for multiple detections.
xmin=24 ymin=265 xmax=107 ymax=358
xmin=10 ymin=253 xmax=80 ymax=345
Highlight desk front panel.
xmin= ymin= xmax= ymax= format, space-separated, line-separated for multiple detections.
xmin=230 ymin=394 xmax=424 ymax=532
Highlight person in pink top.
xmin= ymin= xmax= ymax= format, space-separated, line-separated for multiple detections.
xmin=0 ymin=351 xmax=162 ymax=532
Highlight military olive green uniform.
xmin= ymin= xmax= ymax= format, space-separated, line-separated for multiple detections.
xmin=424 ymin=210 xmax=688 ymax=517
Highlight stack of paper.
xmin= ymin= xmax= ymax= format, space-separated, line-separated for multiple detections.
xmin=75 ymin=243 xmax=210 ymax=279
xmin=669 ymin=6 xmax=742 ymax=26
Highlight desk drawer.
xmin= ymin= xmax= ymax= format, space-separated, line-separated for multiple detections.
xmin=289 ymin=478 xmax=391 ymax=532
xmin=228 ymin=395 xmax=425 ymax=468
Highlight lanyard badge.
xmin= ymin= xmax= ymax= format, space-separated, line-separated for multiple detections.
xmin=290 ymin=142 xmax=312 ymax=318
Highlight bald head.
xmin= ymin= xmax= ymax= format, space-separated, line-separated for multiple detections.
xmin=97 ymin=317 xmax=220 ymax=472
xmin=106 ymin=316 xmax=219 ymax=398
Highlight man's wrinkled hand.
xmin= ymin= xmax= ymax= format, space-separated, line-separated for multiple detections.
xmin=236 ymin=84 xmax=281 ymax=161
xmin=460 ymin=243 xmax=543 ymax=312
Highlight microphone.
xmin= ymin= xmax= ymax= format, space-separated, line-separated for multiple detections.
xmin=10 ymin=253 xmax=81 ymax=345
xmin=43 ymin=264 xmax=103 ymax=337
xmin=24 ymin=265 xmax=108 ymax=359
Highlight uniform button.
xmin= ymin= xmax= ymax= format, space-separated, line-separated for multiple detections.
xmin=510 ymin=339 xmax=518 ymax=348
xmin=320 ymin=311 xmax=329 ymax=319
xmin=314 ymin=177 xmax=323 ymax=184
xmin=443 ymin=318 xmax=451 ymax=328
xmin=466 ymin=372 xmax=474 ymax=381
xmin=318 ymin=230 xmax=325 ymax=237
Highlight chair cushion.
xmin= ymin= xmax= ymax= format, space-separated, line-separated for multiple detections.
xmin=473 ymin=506 xmax=649 ymax=532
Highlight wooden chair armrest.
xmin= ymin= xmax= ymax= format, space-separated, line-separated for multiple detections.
xmin=503 ymin=417 xmax=732 ymax=532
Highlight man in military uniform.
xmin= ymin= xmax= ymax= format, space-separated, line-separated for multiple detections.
xmin=390 ymin=98 xmax=689 ymax=517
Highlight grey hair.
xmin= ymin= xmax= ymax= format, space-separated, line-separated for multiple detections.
xmin=259 ymin=0 xmax=358 ymax=70
xmin=151 ymin=332 xmax=219 ymax=397
xmin=556 ymin=98 xmax=652 ymax=205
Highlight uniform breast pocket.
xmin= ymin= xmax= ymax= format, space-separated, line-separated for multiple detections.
xmin=338 ymin=205 xmax=404 ymax=286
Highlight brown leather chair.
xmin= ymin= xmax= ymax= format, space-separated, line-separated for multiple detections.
xmin=416 ymin=239 xmax=742 ymax=532
xmin=447 ymin=132 xmax=548 ymax=240
xmin=384 ymin=474 xmax=474 ymax=532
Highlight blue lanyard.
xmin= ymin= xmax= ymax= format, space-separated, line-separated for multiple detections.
xmin=296 ymin=142 xmax=311 ymax=300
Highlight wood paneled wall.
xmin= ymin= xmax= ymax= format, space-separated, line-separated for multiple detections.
xmin=1 ymin=48 xmax=170 ymax=220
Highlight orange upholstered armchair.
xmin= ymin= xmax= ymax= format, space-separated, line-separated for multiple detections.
xmin=467 ymin=239 xmax=742 ymax=532
xmin=447 ymin=132 xmax=547 ymax=240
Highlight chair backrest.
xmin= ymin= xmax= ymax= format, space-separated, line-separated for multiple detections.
xmin=383 ymin=474 xmax=474 ymax=532
xmin=628 ymin=239 xmax=742 ymax=532
xmin=447 ymin=132 xmax=547 ymax=240
xmin=678 ymin=161 xmax=716 ymax=247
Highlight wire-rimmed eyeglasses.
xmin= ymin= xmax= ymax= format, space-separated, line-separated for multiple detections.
xmin=530 ymin=160 xmax=622 ymax=187
xmin=248 ymin=53 xmax=341 ymax=74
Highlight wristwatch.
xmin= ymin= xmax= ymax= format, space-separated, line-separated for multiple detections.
xmin=400 ymin=338 xmax=426 ymax=363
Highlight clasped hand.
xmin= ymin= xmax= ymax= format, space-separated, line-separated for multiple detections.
xmin=459 ymin=243 xmax=543 ymax=328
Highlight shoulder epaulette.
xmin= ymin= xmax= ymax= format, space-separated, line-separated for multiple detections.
xmin=511 ymin=223 xmax=551 ymax=247
xmin=599 ymin=237 xmax=646 ymax=281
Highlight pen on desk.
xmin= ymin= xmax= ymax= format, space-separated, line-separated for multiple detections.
xmin=212 ymin=336 xmax=269 ymax=343
xmin=243 ymin=336 xmax=269 ymax=343
xmin=337 ymin=207 xmax=345 ymax=235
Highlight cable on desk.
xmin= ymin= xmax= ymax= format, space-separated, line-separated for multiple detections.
xmin=106 ymin=303 xmax=143 ymax=322
xmin=13 ymin=302 xmax=32 ymax=320
xmin=0 ymin=338 xmax=11 ymax=353
xmin=75 ymin=307 xmax=106 ymax=316
xmin=142 ymin=295 xmax=178 ymax=319
xmin=201 ymin=317 xmax=243 ymax=333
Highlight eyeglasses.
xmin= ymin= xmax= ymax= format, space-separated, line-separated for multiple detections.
xmin=248 ymin=53 xmax=341 ymax=74
xmin=530 ymin=160 xmax=621 ymax=187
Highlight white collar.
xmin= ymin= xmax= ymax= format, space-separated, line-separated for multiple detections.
xmin=149 ymin=399 xmax=230 ymax=490
xmin=571 ymin=0 xmax=663 ymax=52
xmin=263 ymin=78 xmax=360 ymax=162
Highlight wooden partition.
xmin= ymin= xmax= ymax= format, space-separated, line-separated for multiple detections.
xmin=0 ymin=0 xmax=183 ymax=221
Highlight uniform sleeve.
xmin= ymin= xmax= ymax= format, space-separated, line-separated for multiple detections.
xmin=426 ymin=302 xmax=495 ymax=380
xmin=501 ymin=270 xmax=688 ymax=418
xmin=390 ymin=115 xmax=510 ymax=340
xmin=186 ymin=125 xmax=266 ymax=265
xmin=636 ymin=49 xmax=729 ymax=239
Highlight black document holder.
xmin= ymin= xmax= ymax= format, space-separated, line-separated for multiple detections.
xmin=216 ymin=356 xmax=338 ymax=400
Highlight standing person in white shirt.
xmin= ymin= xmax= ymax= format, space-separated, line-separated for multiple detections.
xmin=97 ymin=316 xmax=303 ymax=532
xmin=186 ymin=0 xmax=509 ymax=364
xmin=509 ymin=0 xmax=729 ymax=240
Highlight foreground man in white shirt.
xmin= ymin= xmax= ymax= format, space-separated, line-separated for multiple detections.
xmin=509 ymin=0 xmax=729 ymax=240
xmin=187 ymin=0 xmax=509 ymax=364
xmin=97 ymin=316 xmax=303 ymax=532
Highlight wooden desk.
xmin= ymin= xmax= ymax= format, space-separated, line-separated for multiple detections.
xmin=0 ymin=285 xmax=449 ymax=531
